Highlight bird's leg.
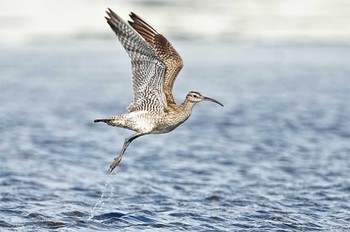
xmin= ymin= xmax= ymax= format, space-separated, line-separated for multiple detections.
xmin=109 ymin=133 xmax=144 ymax=172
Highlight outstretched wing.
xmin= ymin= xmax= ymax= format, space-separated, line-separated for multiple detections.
xmin=106 ymin=9 xmax=167 ymax=113
xmin=128 ymin=12 xmax=184 ymax=105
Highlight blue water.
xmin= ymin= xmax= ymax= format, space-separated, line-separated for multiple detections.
xmin=1 ymin=41 xmax=350 ymax=231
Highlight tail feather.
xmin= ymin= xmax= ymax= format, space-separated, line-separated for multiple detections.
xmin=94 ymin=118 xmax=111 ymax=123
xmin=94 ymin=115 xmax=124 ymax=127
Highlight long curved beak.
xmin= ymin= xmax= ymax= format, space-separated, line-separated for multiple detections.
xmin=202 ymin=96 xmax=224 ymax=107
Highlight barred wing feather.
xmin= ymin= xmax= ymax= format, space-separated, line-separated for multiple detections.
xmin=105 ymin=9 xmax=167 ymax=113
xmin=128 ymin=12 xmax=184 ymax=104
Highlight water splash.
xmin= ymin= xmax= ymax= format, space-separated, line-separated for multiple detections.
xmin=87 ymin=172 xmax=116 ymax=220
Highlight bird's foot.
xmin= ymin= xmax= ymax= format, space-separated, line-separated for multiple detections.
xmin=108 ymin=156 xmax=123 ymax=172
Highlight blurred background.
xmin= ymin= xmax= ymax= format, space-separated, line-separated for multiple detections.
xmin=1 ymin=0 xmax=349 ymax=45
xmin=1 ymin=0 xmax=350 ymax=231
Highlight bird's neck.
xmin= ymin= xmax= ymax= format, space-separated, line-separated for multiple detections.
xmin=162 ymin=98 xmax=195 ymax=127
xmin=180 ymin=98 xmax=196 ymax=112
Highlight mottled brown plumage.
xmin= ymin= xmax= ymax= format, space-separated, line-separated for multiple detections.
xmin=95 ymin=9 xmax=223 ymax=172
xmin=128 ymin=12 xmax=183 ymax=104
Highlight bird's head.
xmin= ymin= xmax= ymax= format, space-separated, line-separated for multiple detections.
xmin=186 ymin=91 xmax=223 ymax=107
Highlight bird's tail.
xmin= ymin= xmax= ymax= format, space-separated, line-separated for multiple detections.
xmin=94 ymin=118 xmax=112 ymax=123
xmin=93 ymin=116 xmax=125 ymax=127
xmin=94 ymin=115 xmax=126 ymax=127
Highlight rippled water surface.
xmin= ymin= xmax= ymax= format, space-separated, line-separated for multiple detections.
xmin=1 ymin=41 xmax=350 ymax=231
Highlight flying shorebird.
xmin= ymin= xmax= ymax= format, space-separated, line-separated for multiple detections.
xmin=94 ymin=9 xmax=223 ymax=172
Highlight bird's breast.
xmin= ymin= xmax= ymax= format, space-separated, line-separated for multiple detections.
xmin=152 ymin=110 xmax=191 ymax=134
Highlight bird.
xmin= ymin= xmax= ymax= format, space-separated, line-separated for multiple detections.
xmin=94 ymin=8 xmax=223 ymax=172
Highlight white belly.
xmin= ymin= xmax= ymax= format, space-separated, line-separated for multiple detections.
xmin=123 ymin=110 xmax=190 ymax=134
xmin=125 ymin=111 xmax=160 ymax=133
